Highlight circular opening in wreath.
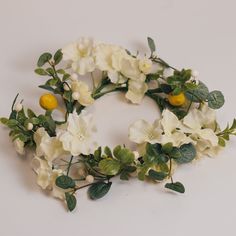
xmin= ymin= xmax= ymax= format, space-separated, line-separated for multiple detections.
xmin=86 ymin=91 xmax=161 ymax=149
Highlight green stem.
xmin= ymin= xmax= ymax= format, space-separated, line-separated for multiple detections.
xmin=66 ymin=156 xmax=74 ymax=176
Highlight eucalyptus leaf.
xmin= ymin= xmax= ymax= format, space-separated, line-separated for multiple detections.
xmin=185 ymin=81 xmax=209 ymax=102
xmin=207 ymin=90 xmax=225 ymax=109
xmin=176 ymin=143 xmax=196 ymax=164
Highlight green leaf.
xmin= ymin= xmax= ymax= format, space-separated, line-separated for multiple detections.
xmin=172 ymin=87 xmax=182 ymax=95
xmin=38 ymin=85 xmax=55 ymax=93
xmin=148 ymin=169 xmax=168 ymax=181
xmin=138 ymin=165 xmax=150 ymax=181
xmin=99 ymin=159 xmax=121 ymax=175
xmin=160 ymin=84 xmax=173 ymax=94
xmin=176 ymin=143 xmax=196 ymax=164
xmin=34 ymin=68 xmax=48 ymax=76
xmin=170 ymin=147 xmax=182 ymax=159
xmin=147 ymin=37 xmax=156 ymax=54
xmin=37 ymin=52 xmax=52 ymax=67
xmin=218 ymin=137 xmax=226 ymax=147
xmin=165 ymin=182 xmax=185 ymax=193
xmin=162 ymin=142 xmax=173 ymax=154
xmin=27 ymin=109 xmax=36 ymax=118
xmin=104 ymin=146 xmax=113 ymax=157
xmin=54 ymin=49 xmax=63 ymax=65
xmin=114 ymin=148 xmax=134 ymax=165
xmin=6 ymin=119 xmax=18 ymax=128
xmin=9 ymin=110 xmax=17 ymax=120
xmin=185 ymin=81 xmax=209 ymax=102
xmin=65 ymin=193 xmax=77 ymax=212
xmin=113 ymin=145 xmax=122 ymax=157
xmin=207 ymin=90 xmax=225 ymax=109
xmin=88 ymin=182 xmax=112 ymax=200
xmin=57 ymin=69 xmax=66 ymax=74
xmin=45 ymin=68 xmax=55 ymax=76
xmin=62 ymin=73 xmax=71 ymax=81
xmin=55 ymin=175 xmax=75 ymax=189
xmin=94 ymin=146 xmax=102 ymax=160
xmin=0 ymin=117 xmax=9 ymax=125
xmin=120 ymin=166 xmax=136 ymax=180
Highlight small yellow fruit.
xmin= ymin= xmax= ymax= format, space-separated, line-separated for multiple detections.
xmin=168 ymin=92 xmax=186 ymax=106
xmin=39 ymin=93 xmax=58 ymax=110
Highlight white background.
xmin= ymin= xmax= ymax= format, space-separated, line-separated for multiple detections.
xmin=0 ymin=0 xmax=236 ymax=235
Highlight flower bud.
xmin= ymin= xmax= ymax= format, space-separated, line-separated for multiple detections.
xmin=85 ymin=175 xmax=94 ymax=183
xmin=27 ymin=123 xmax=33 ymax=131
xmin=15 ymin=103 xmax=23 ymax=112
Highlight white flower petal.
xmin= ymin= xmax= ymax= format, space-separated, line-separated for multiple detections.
xmin=161 ymin=109 xmax=180 ymax=135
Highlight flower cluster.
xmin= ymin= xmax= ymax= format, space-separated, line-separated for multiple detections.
xmin=0 ymin=37 xmax=235 ymax=212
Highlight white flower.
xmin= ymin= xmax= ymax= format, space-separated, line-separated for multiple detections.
xmin=129 ymin=119 xmax=162 ymax=144
xmin=57 ymin=111 xmax=96 ymax=156
xmin=62 ymin=38 xmax=95 ymax=75
xmin=160 ymin=109 xmax=192 ymax=147
xmin=13 ymin=138 xmax=25 ymax=155
xmin=138 ymin=57 xmax=153 ymax=74
xmin=182 ymin=105 xmax=218 ymax=147
xmin=94 ymin=43 xmax=128 ymax=83
xmin=34 ymin=128 xmax=66 ymax=163
xmin=125 ymin=78 xmax=148 ymax=104
xmin=70 ymin=80 xmax=94 ymax=106
xmin=118 ymin=55 xmax=141 ymax=81
xmin=31 ymin=156 xmax=66 ymax=199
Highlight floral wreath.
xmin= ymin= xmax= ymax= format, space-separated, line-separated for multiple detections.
xmin=1 ymin=37 xmax=235 ymax=212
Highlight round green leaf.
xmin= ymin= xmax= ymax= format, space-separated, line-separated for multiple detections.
xmin=88 ymin=182 xmax=112 ymax=200
xmin=37 ymin=52 xmax=52 ymax=67
xmin=98 ymin=159 xmax=121 ymax=175
xmin=165 ymin=182 xmax=185 ymax=193
xmin=207 ymin=90 xmax=225 ymax=109
xmin=176 ymin=143 xmax=196 ymax=164
xmin=55 ymin=175 xmax=75 ymax=189
xmin=185 ymin=81 xmax=209 ymax=102
xmin=148 ymin=169 xmax=168 ymax=181
xmin=65 ymin=193 xmax=77 ymax=212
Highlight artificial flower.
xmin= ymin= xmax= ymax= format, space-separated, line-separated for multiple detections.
xmin=160 ymin=109 xmax=191 ymax=147
xmin=125 ymin=78 xmax=148 ymax=104
xmin=129 ymin=119 xmax=162 ymax=144
xmin=13 ymin=138 xmax=25 ymax=155
xmin=57 ymin=111 xmax=96 ymax=156
xmin=138 ymin=57 xmax=153 ymax=74
xmin=182 ymin=105 xmax=218 ymax=147
xmin=34 ymin=127 xmax=66 ymax=162
xmin=31 ymin=156 xmax=66 ymax=199
xmin=70 ymin=80 xmax=94 ymax=106
xmin=94 ymin=43 xmax=128 ymax=83
xmin=62 ymin=37 xmax=95 ymax=75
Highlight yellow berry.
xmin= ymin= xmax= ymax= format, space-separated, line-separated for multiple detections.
xmin=168 ymin=92 xmax=186 ymax=106
xmin=39 ymin=93 xmax=58 ymax=110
